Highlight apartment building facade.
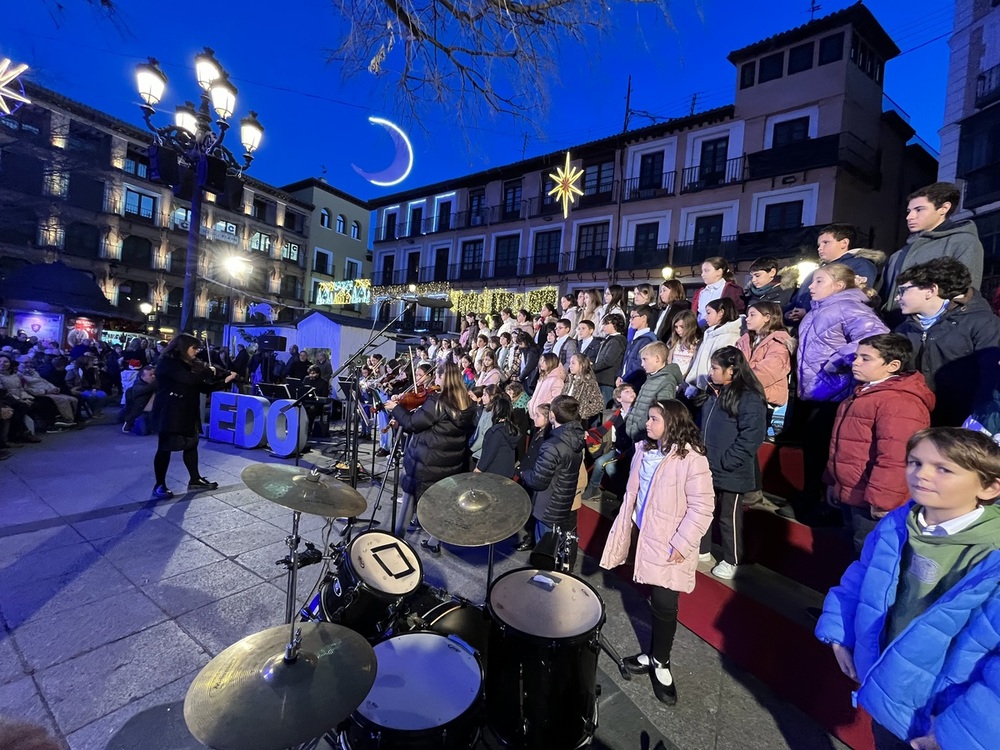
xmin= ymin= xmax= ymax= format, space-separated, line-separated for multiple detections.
xmin=937 ymin=0 xmax=1000 ymax=280
xmin=368 ymin=3 xmax=937 ymax=330
xmin=282 ymin=177 xmax=372 ymax=318
xmin=0 ymin=82 xmax=310 ymax=341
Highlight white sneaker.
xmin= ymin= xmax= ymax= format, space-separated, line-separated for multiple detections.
xmin=698 ymin=552 xmax=712 ymax=563
xmin=711 ymin=561 xmax=737 ymax=580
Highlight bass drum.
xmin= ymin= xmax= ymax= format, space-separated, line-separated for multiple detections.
xmin=305 ymin=531 xmax=423 ymax=641
xmin=486 ymin=568 xmax=605 ymax=750
xmin=343 ymin=631 xmax=484 ymax=750
xmin=395 ymin=585 xmax=490 ymax=661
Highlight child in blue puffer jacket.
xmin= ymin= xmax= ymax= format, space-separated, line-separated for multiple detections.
xmin=816 ymin=427 xmax=1000 ymax=750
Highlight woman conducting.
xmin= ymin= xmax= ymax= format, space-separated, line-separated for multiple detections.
xmin=151 ymin=334 xmax=236 ymax=499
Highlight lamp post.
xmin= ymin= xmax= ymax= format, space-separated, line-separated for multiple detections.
xmin=139 ymin=301 xmax=156 ymax=334
xmin=135 ymin=49 xmax=263 ymax=336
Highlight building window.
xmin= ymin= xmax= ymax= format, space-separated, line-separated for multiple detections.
xmin=282 ymin=242 xmax=300 ymax=262
xmin=850 ymin=32 xmax=883 ymax=82
xmin=583 ymin=160 xmax=614 ymax=195
xmin=819 ymin=32 xmax=845 ymax=65
xmin=460 ymin=239 xmax=484 ymax=278
xmin=314 ymin=249 xmax=333 ymax=275
xmin=250 ymin=231 xmax=272 ymax=254
xmin=344 ymin=258 xmax=361 ymax=280
xmin=772 ymin=117 xmax=811 ymax=148
xmin=123 ymin=157 xmax=148 ymax=179
xmin=763 ymin=200 xmax=804 ymax=231
xmin=336 ymin=214 xmax=346 ymax=233
xmin=758 ymin=52 xmax=784 ymax=83
xmin=788 ymin=42 xmax=814 ymax=75
xmin=634 ymin=222 xmax=660 ymax=252
xmin=502 ymin=180 xmax=523 ymax=220
xmin=383 ymin=212 xmax=398 ymax=240
xmin=320 ymin=208 xmax=331 ymax=228
xmin=123 ymin=188 xmax=156 ymax=221
xmin=44 ymin=170 xmax=69 ymax=197
xmin=699 ymin=137 xmax=730 ymax=183
xmin=693 ymin=214 xmax=724 ymax=249
xmin=576 ymin=222 xmax=610 ymax=268
xmin=351 ymin=221 xmax=361 ymax=239
xmin=740 ymin=62 xmax=756 ymax=90
xmin=469 ymin=189 xmax=487 ymax=225
xmin=533 ymin=230 xmax=561 ymax=272
xmin=173 ymin=207 xmax=191 ymax=228
xmin=214 ymin=220 xmax=237 ymax=235
xmin=494 ymin=235 xmax=520 ymax=275
xmin=638 ymin=151 xmax=664 ymax=190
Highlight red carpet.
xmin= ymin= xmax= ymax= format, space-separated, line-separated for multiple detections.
xmin=577 ymin=504 xmax=875 ymax=750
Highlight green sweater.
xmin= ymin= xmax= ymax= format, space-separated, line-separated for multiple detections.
xmin=885 ymin=504 xmax=1000 ymax=643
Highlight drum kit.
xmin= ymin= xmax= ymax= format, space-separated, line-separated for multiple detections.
xmin=183 ymin=464 xmax=631 ymax=750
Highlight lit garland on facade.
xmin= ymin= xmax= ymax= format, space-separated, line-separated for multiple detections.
xmin=372 ymin=281 xmax=452 ymax=299
xmin=448 ymin=287 xmax=559 ymax=316
xmin=317 ymin=278 xmax=372 ymax=305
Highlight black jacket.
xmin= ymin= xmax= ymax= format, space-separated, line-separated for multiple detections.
xmin=742 ymin=279 xmax=794 ymax=311
xmin=122 ymin=378 xmax=157 ymax=425
xmin=518 ymin=345 xmax=541 ymax=393
xmin=592 ymin=334 xmax=626 ymax=387
xmin=232 ymin=349 xmax=250 ymax=380
xmin=653 ymin=301 xmax=692 ymax=342
xmin=894 ymin=289 xmax=1000 ymax=427
xmin=153 ymin=357 xmax=230 ymax=437
xmin=478 ymin=421 xmax=519 ymax=478
xmin=521 ymin=421 xmax=585 ymax=524
xmin=392 ymin=393 xmax=477 ymax=497
xmin=286 ymin=359 xmax=312 ymax=381
xmin=700 ymin=385 xmax=767 ymax=493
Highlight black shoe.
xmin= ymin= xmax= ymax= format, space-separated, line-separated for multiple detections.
xmin=776 ymin=505 xmax=797 ymax=519
xmin=650 ymin=661 xmax=678 ymax=705
xmin=420 ymin=539 xmax=440 ymax=554
xmin=187 ymin=477 xmax=219 ymax=491
xmin=622 ymin=653 xmax=650 ymax=674
xmin=153 ymin=484 xmax=174 ymax=499
xmin=375 ymin=447 xmax=390 ymax=457
xmin=515 ymin=538 xmax=535 ymax=552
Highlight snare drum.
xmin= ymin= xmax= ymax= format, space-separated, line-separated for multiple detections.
xmin=309 ymin=531 xmax=423 ymax=641
xmin=395 ymin=585 xmax=490 ymax=660
xmin=343 ymin=631 xmax=484 ymax=750
xmin=486 ymin=568 xmax=605 ymax=750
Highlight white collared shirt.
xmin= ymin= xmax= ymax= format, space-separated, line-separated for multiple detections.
xmin=697 ymin=279 xmax=726 ymax=324
xmin=917 ymin=506 xmax=984 ymax=536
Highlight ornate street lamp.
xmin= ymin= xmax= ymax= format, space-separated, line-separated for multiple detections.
xmin=135 ymin=50 xmax=263 ymax=335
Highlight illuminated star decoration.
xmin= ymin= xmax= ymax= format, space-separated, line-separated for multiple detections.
xmin=548 ymin=151 xmax=585 ymax=219
xmin=0 ymin=58 xmax=30 ymax=116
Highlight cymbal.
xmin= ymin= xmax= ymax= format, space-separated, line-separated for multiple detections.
xmin=241 ymin=464 xmax=367 ymax=518
xmin=184 ymin=622 xmax=377 ymax=750
xmin=417 ymin=472 xmax=531 ymax=547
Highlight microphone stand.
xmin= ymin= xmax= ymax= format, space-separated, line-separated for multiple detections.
xmin=276 ymin=387 xmax=316 ymax=467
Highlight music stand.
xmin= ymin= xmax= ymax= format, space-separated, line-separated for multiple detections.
xmin=256 ymin=383 xmax=291 ymax=400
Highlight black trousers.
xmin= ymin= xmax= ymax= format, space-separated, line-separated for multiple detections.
xmin=871 ymin=721 xmax=911 ymax=750
xmin=649 ymin=586 xmax=680 ymax=665
xmin=799 ymin=400 xmax=840 ymax=505
xmin=700 ymin=489 xmax=744 ymax=564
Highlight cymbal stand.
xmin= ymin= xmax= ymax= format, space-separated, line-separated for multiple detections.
xmin=282 ymin=511 xmax=302 ymax=626
xmin=359 ymin=424 xmax=406 ymax=536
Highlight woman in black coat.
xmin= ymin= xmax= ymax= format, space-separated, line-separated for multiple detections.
xmin=386 ymin=360 xmax=477 ymax=549
xmin=151 ymin=334 xmax=236 ymax=499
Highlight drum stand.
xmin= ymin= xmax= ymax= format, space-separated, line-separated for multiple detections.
xmin=282 ymin=511 xmax=303 ymax=625
xmin=356 ymin=424 xmax=406 ymax=538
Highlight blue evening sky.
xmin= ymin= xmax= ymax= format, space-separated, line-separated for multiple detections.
xmin=3 ymin=0 xmax=950 ymax=201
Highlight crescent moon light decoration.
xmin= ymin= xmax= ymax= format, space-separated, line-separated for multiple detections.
xmin=352 ymin=116 xmax=414 ymax=187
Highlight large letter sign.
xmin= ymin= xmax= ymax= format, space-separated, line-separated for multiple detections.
xmin=208 ymin=393 xmax=308 ymax=457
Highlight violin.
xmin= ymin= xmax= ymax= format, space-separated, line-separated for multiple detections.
xmin=394 ymin=385 xmax=440 ymax=412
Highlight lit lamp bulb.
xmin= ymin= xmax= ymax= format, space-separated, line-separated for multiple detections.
xmin=240 ymin=110 xmax=263 ymax=154
xmin=135 ymin=58 xmax=167 ymax=106
xmin=408 ymin=284 xmax=417 ymax=293
xmin=795 ymin=260 xmax=820 ymax=283
xmin=209 ymin=74 xmax=237 ymax=120
xmin=195 ymin=47 xmax=222 ymax=91
xmin=661 ymin=266 xmax=674 ymax=281
xmin=139 ymin=302 xmax=154 ymax=315
xmin=225 ymin=257 xmax=250 ymax=277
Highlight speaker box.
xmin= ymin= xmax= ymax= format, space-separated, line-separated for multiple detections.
xmin=258 ymin=334 xmax=287 ymax=351
xmin=148 ymin=145 xmax=180 ymax=186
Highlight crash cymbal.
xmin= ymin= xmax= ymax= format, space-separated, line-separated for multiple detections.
xmin=417 ymin=472 xmax=531 ymax=547
xmin=241 ymin=464 xmax=367 ymax=518
xmin=184 ymin=622 xmax=376 ymax=750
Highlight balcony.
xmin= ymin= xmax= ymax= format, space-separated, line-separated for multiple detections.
xmin=528 ymin=192 xmax=564 ymax=218
xmin=672 ymin=236 xmax=739 ymax=267
xmin=574 ymin=250 xmax=610 ymax=272
xmin=680 ymin=157 xmax=745 ymax=194
xmin=493 ymin=202 xmax=526 ymax=223
xmin=577 ymin=182 xmax=618 ymax=208
xmin=616 ymin=243 xmax=671 ymax=270
xmin=976 ymin=63 xmax=1000 ymax=110
xmin=745 ymin=133 xmax=879 ymax=185
xmin=622 ymin=173 xmax=677 ymax=202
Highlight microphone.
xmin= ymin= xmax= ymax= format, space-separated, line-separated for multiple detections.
xmin=275 ymin=542 xmax=323 ymax=570
xmin=415 ymin=297 xmax=453 ymax=309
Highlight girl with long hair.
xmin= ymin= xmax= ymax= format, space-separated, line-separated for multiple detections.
xmin=578 ymin=289 xmax=600 ymax=327
xmin=596 ymin=285 xmax=627 ymax=327
xmin=562 ymin=353 xmax=605 ymax=423
xmin=386 ymin=360 xmax=477 ymax=549
xmin=527 ymin=352 xmax=566 ymax=421
xmin=476 ymin=390 xmax=520 ymax=478
xmin=560 ymin=293 xmax=582 ymax=331
xmin=699 ymin=347 xmax=767 ymax=580
xmin=151 ymin=334 xmax=236 ymax=499
xmin=654 ymin=279 xmax=692 ymax=341
xmin=684 ymin=298 xmax=742 ymax=398
xmin=632 ymin=283 xmax=657 ymax=311
xmin=470 ymin=384 xmax=498 ymax=467
xmin=459 ymin=354 xmax=476 ymax=388
xmin=600 ymin=400 xmax=715 ymax=705
xmin=691 ymin=256 xmax=745 ymax=327
xmin=475 ymin=348 xmax=502 ymax=387
xmin=736 ymin=301 xmax=795 ymax=408
xmin=665 ymin=311 xmax=702 ymax=391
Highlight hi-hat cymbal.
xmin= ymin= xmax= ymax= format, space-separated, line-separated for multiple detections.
xmin=184 ymin=622 xmax=376 ymax=750
xmin=417 ymin=472 xmax=531 ymax=547
xmin=241 ymin=464 xmax=367 ymax=518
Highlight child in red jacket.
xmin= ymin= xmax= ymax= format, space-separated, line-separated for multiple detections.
xmin=825 ymin=333 xmax=934 ymax=553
